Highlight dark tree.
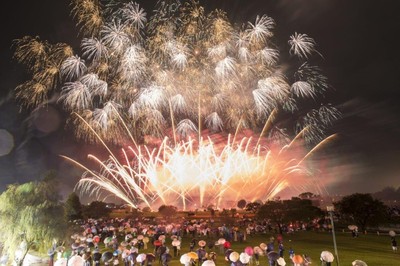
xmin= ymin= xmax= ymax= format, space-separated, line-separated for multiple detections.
xmin=257 ymin=198 xmax=322 ymax=234
xmin=237 ymin=199 xmax=247 ymax=209
xmin=158 ymin=205 xmax=178 ymax=219
xmin=82 ymin=201 xmax=112 ymax=219
xmin=245 ymin=201 xmax=262 ymax=213
xmin=334 ymin=193 xmax=389 ymax=232
xmin=64 ymin=192 xmax=83 ymax=221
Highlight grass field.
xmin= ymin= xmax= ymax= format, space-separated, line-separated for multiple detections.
xmin=93 ymin=230 xmax=398 ymax=266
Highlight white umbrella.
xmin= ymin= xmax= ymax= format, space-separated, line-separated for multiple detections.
xmin=352 ymin=260 xmax=368 ymax=266
xmin=348 ymin=225 xmax=358 ymax=231
xmin=229 ymin=251 xmax=239 ymax=262
xmin=201 ymin=260 xmax=216 ymax=266
xmin=320 ymin=251 xmax=334 ymax=262
xmin=217 ymin=238 xmax=226 ymax=245
xmin=276 ymin=257 xmax=286 ymax=266
xmin=172 ymin=239 xmax=181 ymax=247
xmin=389 ymin=230 xmax=396 ymax=237
xmin=136 ymin=253 xmax=147 ymax=263
xmin=67 ymin=255 xmax=84 ymax=266
xmin=54 ymin=258 xmax=67 ymax=266
xmin=180 ymin=253 xmax=191 ymax=265
xmin=239 ymin=252 xmax=251 ymax=264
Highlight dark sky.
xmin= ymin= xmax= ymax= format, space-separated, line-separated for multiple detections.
xmin=1 ymin=0 xmax=400 ymax=201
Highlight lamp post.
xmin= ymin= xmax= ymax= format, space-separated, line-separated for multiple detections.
xmin=327 ymin=205 xmax=339 ymax=266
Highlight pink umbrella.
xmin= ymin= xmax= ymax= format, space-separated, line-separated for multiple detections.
xmin=67 ymin=255 xmax=84 ymax=266
xmin=244 ymin=246 xmax=254 ymax=256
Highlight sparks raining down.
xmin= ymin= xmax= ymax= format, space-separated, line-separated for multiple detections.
xmin=14 ymin=0 xmax=341 ymax=210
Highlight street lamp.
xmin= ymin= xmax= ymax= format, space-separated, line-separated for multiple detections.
xmin=327 ymin=205 xmax=339 ymax=266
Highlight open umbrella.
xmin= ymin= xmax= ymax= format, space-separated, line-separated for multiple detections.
xmin=217 ymin=238 xmax=226 ymax=245
xmin=201 ymin=260 xmax=216 ymax=266
xmin=67 ymin=255 xmax=84 ymax=266
xmin=54 ymin=258 xmax=67 ymax=266
xmin=172 ymin=239 xmax=181 ymax=247
xmin=223 ymin=241 xmax=231 ymax=249
xmin=389 ymin=230 xmax=396 ymax=237
xmin=154 ymin=240 xmax=162 ymax=247
xmin=198 ymin=240 xmax=206 ymax=247
xmin=276 ymin=257 xmax=286 ymax=266
xmin=224 ymin=249 xmax=233 ymax=261
xmin=101 ymin=251 xmax=113 ymax=263
xmin=136 ymin=253 xmax=147 ymax=263
xmin=187 ymin=252 xmax=199 ymax=260
xmin=244 ymin=246 xmax=253 ymax=256
xmin=93 ymin=251 xmax=102 ymax=262
xmin=348 ymin=225 xmax=358 ymax=231
xmin=229 ymin=251 xmax=239 ymax=262
xmin=104 ymin=237 xmax=113 ymax=245
xmin=267 ymin=251 xmax=279 ymax=262
xmin=239 ymin=252 xmax=251 ymax=264
xmin=320 ymin=251 xmax=334 ymax=263
xmin=292 ymin=255 xmax=304 ymax=265
xmin=71 ymin=243 xmax=80 ymax=250
xmin=180 ymin=254 xmax=191 ymax=264
xmin=93 ymin=235 xmax=100 ymax=244
xmin=352 ymin=260 xmax=368 ymax=266
xmin=253 ymin=246 xmax=263 ymax=255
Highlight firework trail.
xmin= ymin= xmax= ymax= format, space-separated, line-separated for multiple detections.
xmin=14 ymin=0 xmax=340 ymax=209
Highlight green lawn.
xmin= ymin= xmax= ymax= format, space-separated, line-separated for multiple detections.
xmin=91 ymin=230 xmax=398 ymax=266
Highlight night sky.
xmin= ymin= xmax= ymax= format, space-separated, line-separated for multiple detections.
xmin=1 ymin=0 xmax=400 ymax=201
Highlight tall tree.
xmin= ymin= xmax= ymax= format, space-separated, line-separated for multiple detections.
xmin=158 ymin=205 xmax=177 ymax=220
xmin=0 ymin=172 xmax=66 ymax=265
xmin=257 ymin=198 xmax=322 ymax=234
xmin=237 ymin=199 xmax=247 ymax=210
xmin=334 ymin=193 xmax=389 ymax=232
xmin=82 ymin=201 xmax=112 ymax=219
xmin=64 ymin=192 xmax=83 ymax=221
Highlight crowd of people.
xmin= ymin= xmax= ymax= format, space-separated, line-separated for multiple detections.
xmin=48 ymin=216 xmax=348 ymax=266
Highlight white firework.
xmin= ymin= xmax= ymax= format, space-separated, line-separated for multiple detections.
xmin=100 ymin=20 xmax=130 ymax=53
xmin=60 ymin=55 xmax=87 ymax=81
xmin=205 ymin=112 xmax=224 ymax=132
xmin=81 ymin=38 xmax=109 ymax=63
xmin=215 ymin=56 xmax=236 ymax=79
xmin=291 ymin=81 xmax=315 ymax=99
xmin=58 ymin=81 xmax=91 ymax=111
xmin=257 ymin=48 xmax=279 ymax=66
xmin=138 ymin=86 xmax=166 ymax=110
xmin=120 ymin=2 xmax=147 ymax=30
xmin=289 ymin=32 xmax=319 ymax=59
xmin=92 ymin=101 xmax=121 ymax=130
xmin=170 ymin=94 xmax=187 ymax=114
xmin=246 ymin=15 xmax=275 ymax=43
xmin=176 ymin=119 xmax=198 ymax=138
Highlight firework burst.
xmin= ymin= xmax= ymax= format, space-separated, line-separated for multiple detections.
xmin=14 ymin=0 xmax=340 ymax=209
